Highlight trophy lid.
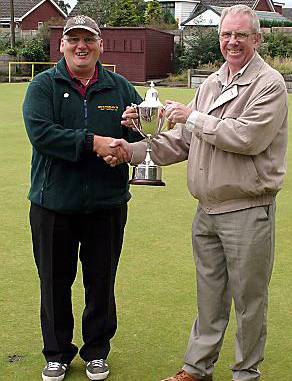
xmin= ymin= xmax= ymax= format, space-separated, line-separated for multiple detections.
xmin=139 ymin=81 xmax=163 ymax=108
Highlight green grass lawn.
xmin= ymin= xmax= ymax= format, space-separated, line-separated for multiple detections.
xmin=0 ymin=83 xmax=291 ymax=381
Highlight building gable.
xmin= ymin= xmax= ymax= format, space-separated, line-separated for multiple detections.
xmin=0 ymin=0 xmax=66 ymax=20
xmin=21 ymin=1 xmax=66 ymax=30
xmin=20 ymin=0 xmax=67 ymax=20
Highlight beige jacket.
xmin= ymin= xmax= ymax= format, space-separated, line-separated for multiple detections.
xmin=132 ymin=53 xmax=288 ymax=214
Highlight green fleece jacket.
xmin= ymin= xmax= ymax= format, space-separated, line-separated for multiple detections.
xmin=23 ymin=58 xmax=142 ymax=213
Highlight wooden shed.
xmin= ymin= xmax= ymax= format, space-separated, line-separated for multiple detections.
xmin=49 ymin=26 xmax=174 ymax=82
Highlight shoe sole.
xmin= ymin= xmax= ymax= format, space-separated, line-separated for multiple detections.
xmin=86 ymin=369 xmax=110 ymax=380
xmin=42 ymin=373 xmax=65 ymax=381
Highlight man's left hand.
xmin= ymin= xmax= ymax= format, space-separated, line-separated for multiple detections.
xmin=164 ymin=100 xmax=192 ymax=124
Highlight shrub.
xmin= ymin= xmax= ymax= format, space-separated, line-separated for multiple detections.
xmin=264 ymin=56 xmax=292 ymax=75
xmin=260 ymin=31 xmax=292 ymax=59
xmin=166 ymin=70 xmax=188 ymax=83
xmin=19 ymin=37 xmax=49 ymax=62
xmin=260 ymin=19 xmax=292 ymax=28
xmin=0 ymin=30 xmax=10 ymax=54
xmin=5 ymin=48 xmax=17 ymax=56
xmin=179 ymin=27 xmax=223 ymax=70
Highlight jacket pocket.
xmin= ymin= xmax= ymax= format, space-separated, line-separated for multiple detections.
xmin=40 ymin=157 xmax=53 ymax=205
xmin=209 ymin=152 xmax=263 ymax=202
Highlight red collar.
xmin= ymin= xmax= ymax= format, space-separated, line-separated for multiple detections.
xmin=66 ymin=64 xmax=98 ymax=96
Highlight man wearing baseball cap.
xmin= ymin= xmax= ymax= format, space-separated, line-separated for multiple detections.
xmin=23 ymin=15 xmax=142 ymax=381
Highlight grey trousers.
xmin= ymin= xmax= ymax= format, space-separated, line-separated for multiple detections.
xmin=183 ymin=202 xmax=275 ymax=381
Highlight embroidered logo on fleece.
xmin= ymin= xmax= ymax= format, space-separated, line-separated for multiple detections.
xmin=97 ymin=105 xmax=119 ymax=111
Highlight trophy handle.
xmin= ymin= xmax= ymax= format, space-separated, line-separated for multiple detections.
xmin=158 ymin=106 xmax=166 ymax=133
xmin=130 ymin=103 xmax=147 ymax=139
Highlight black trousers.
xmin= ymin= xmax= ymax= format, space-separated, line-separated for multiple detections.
xmin=30 ymin=203 xmax=127 ymax=364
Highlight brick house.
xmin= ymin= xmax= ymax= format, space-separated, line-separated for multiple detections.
xmin=0 ymin=0 xmax=66 ymax=35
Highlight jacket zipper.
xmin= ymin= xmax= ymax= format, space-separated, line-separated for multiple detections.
xmin=83 ymin=98 xmax=89 ymax=207
xmin=84 ymin=99 xmax=88 ymax=127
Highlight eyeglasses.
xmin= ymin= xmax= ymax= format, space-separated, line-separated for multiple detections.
xmin=64 ymin=36 xmax=100 ymax=45
xmin=219 ymin=31 xmax=256 ymax=41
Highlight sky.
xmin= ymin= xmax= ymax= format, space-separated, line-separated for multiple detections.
xmin=66 ymin=0 xmax=292 ymax=10
xmin=67 ymin=0 xmax=77 ymax=10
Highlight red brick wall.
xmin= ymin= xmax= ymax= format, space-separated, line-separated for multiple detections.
xmin=21 ymin=1 xmax=65 ymax=30
xmin=255 ymin=0 xmax=273 ymax=12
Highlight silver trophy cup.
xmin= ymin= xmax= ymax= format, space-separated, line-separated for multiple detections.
xmin=129 ymin=82 xmax=166 ymax=186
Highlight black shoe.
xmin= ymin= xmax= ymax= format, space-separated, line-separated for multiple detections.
xmin=42 ymin=362 xmax=68 ymax=381
xmin=86 ymin=359 xmax=109 ymax=380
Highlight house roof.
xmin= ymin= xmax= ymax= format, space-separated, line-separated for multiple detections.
xmin=201 ymin=0 xmax=256 ymax=7
xmin=182 ymin=4 xmax=290 ymax=25
xmin=0 ymin=0 xmax=66 ymax=20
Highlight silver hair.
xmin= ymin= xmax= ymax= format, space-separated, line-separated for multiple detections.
xmin=218 ymin=5 xmax=261 ymax=33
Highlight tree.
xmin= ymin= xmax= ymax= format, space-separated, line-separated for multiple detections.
xmin=179 ymin=28 xmax=223 ymax=69
xmin=78 ymin=0 xmax=116 ymax=25
xmin=108 ymin=0 xmax=140 ymax=27
xmin=10 ymin=0 xmax=15 ymax=49
xmin=162 ymin=8 xmax=176 ymax=25
xmin=133 ymin=0 xmax=146 ymax=25
xmin=144 ymin=0 xmax=162 ymax=25
xmin=57 ymin=0 xmax=71 ymax=15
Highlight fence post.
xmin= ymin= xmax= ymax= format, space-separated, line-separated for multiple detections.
xmin=187 ymin=68 xmax=191 ymax=88
xmin=8 ymin=62 xmax=11 ymax=83
xmin=31 ymin=63 xmax=35 ymax=81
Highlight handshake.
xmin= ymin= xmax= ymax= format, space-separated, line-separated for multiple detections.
xmin=93 ymin=100 xmax=193 ymax=167
xmin=92 ymin=105 xmax=139 ymax=167
xmin=93 ymin=135 xmax=132 ymax=167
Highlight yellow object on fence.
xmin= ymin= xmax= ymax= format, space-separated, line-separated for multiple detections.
xmin=8 ymin=62 xmax=116 ymax=83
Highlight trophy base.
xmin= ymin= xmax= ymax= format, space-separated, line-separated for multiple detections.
xmin=129 ymin=163 xmax=165 ymax=186
xmin=129 ymin=179 xmax=165 ymax=186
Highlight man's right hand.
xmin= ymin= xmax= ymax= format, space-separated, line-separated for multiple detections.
xmin=121 ymin=106 xmax=138 ymax=129
xmin=103 ymin=139 xmax=133 ymax=167
xmin=93 ymin=135 xmax=129 ymax=164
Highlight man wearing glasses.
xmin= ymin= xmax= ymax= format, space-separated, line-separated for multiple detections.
xmin=109 ymin=5 xmax=288 ymax=381
xmin=23 ymin=15 xmax=140 ymax=381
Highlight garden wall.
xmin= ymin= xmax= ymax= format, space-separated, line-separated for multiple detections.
xmin=188 ymin=69 xmax=292 ymax=93
xmin=0 ymin=54 xmax=16 ymax=74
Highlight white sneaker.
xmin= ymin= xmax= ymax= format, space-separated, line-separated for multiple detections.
xmin=42 ymin=362 xmax=68 ymax=381
xmin=86 ymin=359 xmax=109 ymax=380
